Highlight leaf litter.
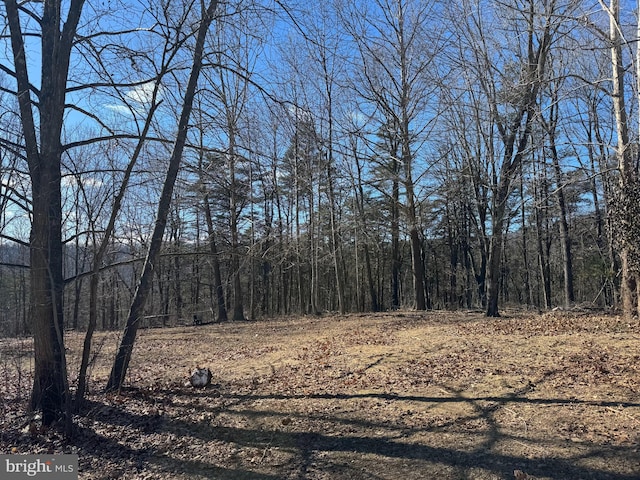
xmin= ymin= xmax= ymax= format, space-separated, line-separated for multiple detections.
xmin=1 ymin=311 xmax=639 ymax=479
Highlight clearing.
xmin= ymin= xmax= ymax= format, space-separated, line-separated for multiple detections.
xmin=1 ymin=311 xmax=640 ymax=479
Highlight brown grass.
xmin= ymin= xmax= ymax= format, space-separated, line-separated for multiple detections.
xmin=1 ymin=311 xmax=640 ymax=479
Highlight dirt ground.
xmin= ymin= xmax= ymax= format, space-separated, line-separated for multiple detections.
xmin=1 ymin=310 xmax=640 ymax=479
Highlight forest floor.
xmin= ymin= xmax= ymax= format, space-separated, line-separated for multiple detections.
xmin=1 ymin=310 xmax=640 ymax=479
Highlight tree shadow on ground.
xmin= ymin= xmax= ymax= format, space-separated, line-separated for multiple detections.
xmin=79 ymin=377 xmax=640 ymax=480
xmin=71 ymin=399 xmax=282 ymax=480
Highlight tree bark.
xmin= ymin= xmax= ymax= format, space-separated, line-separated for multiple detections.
xmin=391 ymin=154 xmax=401 ymax=310
xmin=536 ymin=78 xmax=574 ymax=309
xmin=4 ymin=0 xmax=85 ymax=428
xmin=106 ymin=0 xmax=219 ymax=392
xmin=203 ymin=195 xmax=228 ymax=322
xmin=485 ymin=1 xmax=553 ymax=316
xmin=547 ymin=116 xmax=575 ymax=307
xmin=352 ymin=145 xmax=380 ymax=312
xmin=75 ymin=96 xmax=161 ymax=408
xmin=607 ymin=0 xmax=639 ymax=317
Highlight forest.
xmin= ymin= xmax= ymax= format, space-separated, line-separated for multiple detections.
xmin=1 ymin=0 xmax=640 ymax=450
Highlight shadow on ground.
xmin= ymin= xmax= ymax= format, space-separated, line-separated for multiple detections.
xmin=74 ymin=379 xmax=639 ymax=480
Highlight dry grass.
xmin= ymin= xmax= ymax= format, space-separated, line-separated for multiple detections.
xmin=1 ymin=311 xmax=640 ymax=479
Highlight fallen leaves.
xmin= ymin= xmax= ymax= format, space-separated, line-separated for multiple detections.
xmin=1 ymin=311 xmax=639 ymax=479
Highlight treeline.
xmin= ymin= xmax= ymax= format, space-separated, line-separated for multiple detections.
xmin=1 ymin=0 xmax=636 ymax=338
xmin=0 ymin=191 xmax=611 ymax=337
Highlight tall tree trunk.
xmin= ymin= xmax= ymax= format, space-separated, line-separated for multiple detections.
xmin=192 ymin=215 xmax=202 ymax=309
xmin=549 ymin=129 xmax=574 ymax=307
xmin=227 ymin=137 xmax=245 ymax=321
xmin=409 ymin=226 xmax=426 ymax=310
xmin=308 ymin=187 xmax=319 ymax=314
xmin=486 ymin=121 xmax=534 ymax=317
xmin=106 ymin=0 xmax=219 ymax=392
xmin=294 ymin=153 xmax=306 ymax=313
xmin=485 ymin=185 xmax=509 ymax=317
xmin=391 ymin=160 xmax=401 ymax=309
xmin=322 ymin=53 xmax=346 ymax=314
xmin=29 ymin=165 xmax=68 ymax=426
xmin=326 ymin=155 xmax=345 ymax=313
xmin=5 ymin=0 xmax=85 ymax=429
xmin=203 ymin=195 xmax=228 ymax=322
xmin=485 ymin=4 xmax=553 ymax=316
xmin=543 ymin=95 xmax=574 ymax=307
xmin=172 ymin=222 xmax=184 ymax=322
xmin=587 ymin=110 xmax=614 ymax=306
xmin=519 ymin=169 xmax=534 ymax=307
xmin=535 ymin=172 xmax=552 ymax=309
xmin=351 ymin=143 xmax=380 ymax=312
xmin=445 ymin=202 xmax=460 ymax=308
xmin=462 ymin=214 xmax=474 ymax=308
xmin=608 ymin=0 xmax=638 ymax=317
xmin=403 ymin=133 xmax=426 ymax=311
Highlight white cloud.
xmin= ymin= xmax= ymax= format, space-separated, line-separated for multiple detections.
xmin=61 ymin=176 xmax=104 ymax=189
xmin=104 ymin=104 xmax=133 ymax=115
xmin=104 ymin=81 xmax=160 ymax=115
xmin=125 ymin=82 xmax=158 ymax=105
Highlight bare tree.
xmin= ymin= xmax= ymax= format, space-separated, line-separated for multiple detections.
xmin=343 ymin=0 xmax=443 ymax=310
xmin=298 ymin=1 xmax=349 ymax=313
xmin=75 ymin=97 xmax=163 ymax=407
xmin=192 ymin=104 xmax=229 ymax=322
xmin=2 ymin=0 xmax=87 ymax=429
xmin=106 ymin=0 xmax=220 ymax=392
xmin=346 ymin=133 xmax=381 ymax=311
xmin=72 ymin=0 xmax=216 ymax=404
xmin=540 ymin=79 xmax=575 ymax=308
xmin=449 ymin=0 xmax=562 ymax=316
